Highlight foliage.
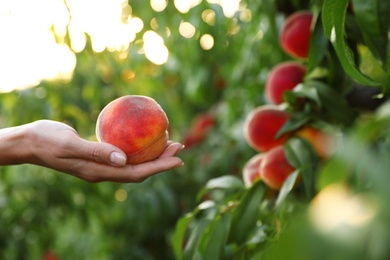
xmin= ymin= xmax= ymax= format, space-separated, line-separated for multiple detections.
xmin=171 ymin=0 xmax=390 ymax=259
xmin=1 ymin=0 xmax=390 ymax=259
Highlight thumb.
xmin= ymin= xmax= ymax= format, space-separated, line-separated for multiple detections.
xmin=76 ymin=139 xmax=127 ymax=167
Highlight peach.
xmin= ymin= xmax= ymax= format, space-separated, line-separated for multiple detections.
xmin=259 ymin=145 xmax=296 ymax=190
xmin=96 ymin=95 xmax=169 ymax=164
xmin=182 ymin=113 xmax=215 ymax=149
xmin=43 ymin=251 xmax=60 ymax=260
xmin=243 ymin=105 xmax=291 ymax=153
xmin=191 ymin=113 xmax=215 ymax=133
xmin=265 ymin=61 xmax=306 ymax=104
xmin=280 ymin=11 xmax=313 ymax=59
xmin=295 ymin=126 xmax=335 ymax=159
xmin=242 ymin=153 xmax=264 ymax=188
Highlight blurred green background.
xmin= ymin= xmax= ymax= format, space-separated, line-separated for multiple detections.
xmin=1 ymin=0 xmax=390 ymax=259
xmin=1 ymin=0 xmax=275 ymax=258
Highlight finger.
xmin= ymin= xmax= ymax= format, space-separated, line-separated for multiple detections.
xmin=126 ymin=156 xmax=184 ymax=181
xmin=159 ymin=142 xmax=184 ymax=158
xmin=66 ymin=139 xmax=127 ymax=167
xmin=70 ymin=156 xmax=183 ymax=183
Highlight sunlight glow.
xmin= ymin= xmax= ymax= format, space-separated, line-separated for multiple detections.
xmin=240 ymin=8 xmax=252 ymax=22
xmin=179 ymin=22 xmax=196 ymax=38
xmin=200 ymin=34 xmax=214 ymax=50
xmin=0 ymin=0 xmax=144 ymax=92
xmin=143 ymin=31 xmax=169 ymax=65
xmin=309 ymin=184 xmax=377 ymax=239
xmin=174 ymin=0 xmax=241 ymax=16
xmin=207 ymin=0 xmax=241 ymax=18
xmin=66 ymin=0 xmax=137 ymax=53
xmin=0 ymin=0 xmax=76 ymax=92
xmin=150 ymin=17 xmax=159 ymax=30
xmin=0 ymin=0 xmax=241 ymax=92
xmin=202 ymin=9 xmax=216 ymax=26
xmin=115 ymin=189 xmax=128 ymax=202
xmin=128 ymin=16 xmax=144 ymax=33
xmin=174 ymin=0 xmax=202 ymax=13
xmin=151 ymin=0 xmax=168 ymax=12
xmin=68 ymin=20 xmax=87 ymax=53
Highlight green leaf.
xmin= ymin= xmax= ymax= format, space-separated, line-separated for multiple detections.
xmin=322 ymin=0 xmax=380 ymax=86
xmin=172 ymin=201 xmax=218 ymax=260
xmin=197 ymin=176 xmax=245 ymax=201
xmin=352 ymin=0 xmax=390 ymax=66
xmin=311 ymin=80 xmax=357 ymax=125
xmin=383 ymin=38 xmax=390 ymax=94
xmin=293 ymin=83 xmax=321 ymax=106
xmin=378 ymin=0 xmax=390 ymax=37
xmin=275 ymin=170 xmax=300 ymax=208
xmin=322 ymin=0 xmax=336 ymax=37
xmin=276 ymin=109 xmax=313 ymax=138
xmin=284 ymin=137 xmax=316 ymax=169
xmin=245 ymin=225 xmax=267 ymax=246
xmin=182 ymin=219 xmax=212 ymax=260
xmin=172 ymin=213 xmax=196 ymax=260
xmin=352 ymin=0 xmax=381 ymax=37
xmin=228 ymin=181 xmax=266 ymax=245
xmin=352 ymin=0 xmax=384 ymax=60
xmin=204 ymin=176 xmax=244 ymax=190
xmin=284 ymin=137 xmax=320 ymax=198
xmin=195 ymin=213 xmax=232 ymax=259
xmin=308 ymin=11 xmax=329 ymax=72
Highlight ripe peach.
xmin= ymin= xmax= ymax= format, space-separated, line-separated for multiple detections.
xmin=242 ymin=153 xmax=264 ymax=187
xmin=43 ymin=251 xmax=60 ymax=260
xmin=295 ymin=126 xmax=335 ymax=159
xmin=191 ymin=113 xmax=215 ymax=133
xmin=280 ymin=11 xmax=313 ymax=59
xmin=243 ymin=105 xmax=291 ymax=153
xmin=96 ymin=95 xmax=169 ymax=164
xmin=265 ymin=61 xmax=306 ymax=104
xmin=182 ymin=113 xmax=215 ymax=149
xmin=259 ymin=145 xmax=296 ymax=190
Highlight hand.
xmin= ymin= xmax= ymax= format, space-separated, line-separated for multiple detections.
xmin=0 ymin=120 xmax=184 ymax=183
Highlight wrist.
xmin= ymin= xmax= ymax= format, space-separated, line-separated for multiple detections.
xmin=0 ymin=124 xmax=33 ymax=165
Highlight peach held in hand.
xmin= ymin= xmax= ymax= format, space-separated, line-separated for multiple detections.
xmin=260 ymin=145 xmax=296 ymax=190
xmin=243 ymin=105 xmax=291 ymax=153
xmin=96 ymin=95 xmax=169 ymax=164
xmin=280 ymin=11 xmax=313 ymax=59
xmin=265 ymin=61 xmax=306 ymax=104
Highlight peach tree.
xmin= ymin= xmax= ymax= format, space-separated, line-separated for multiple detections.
xmin=172 ymin=0 xmax=390 ymax=259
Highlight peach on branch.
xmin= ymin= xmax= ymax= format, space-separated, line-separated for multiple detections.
xmin=259 ymin=145 xmax=296 ymax=190
xmin=265 ymin=61 xmax=306 ymax=104
xmin=280 ymin=11 xmax=313 ymax=59
xmin=243 ymin=105 xmax=291 ymax=153
xmin=242 ymin=153 xmax=264 ymax=188
xmin=96 ymin=95 xmax=169 ymax=164
xmin=182 ymin=113 xmax=215 ymax=149
xmin=191 ymin=113 xmax=215 ymax=134
xmin=295 ymin=126 xmax=335 ymax=159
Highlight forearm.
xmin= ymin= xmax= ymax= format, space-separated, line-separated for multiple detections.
xmin=0 ymin=120 xmax=184 ymax=182
xmin=0 ymin=124 xmax=32 ymax=165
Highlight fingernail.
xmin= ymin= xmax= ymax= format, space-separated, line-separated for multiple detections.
xmin=110 ymin=152 xmax=126 ymax=166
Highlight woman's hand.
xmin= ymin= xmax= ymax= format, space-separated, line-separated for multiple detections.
xmin=0 ymin=120 xmax=184 ymax=183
